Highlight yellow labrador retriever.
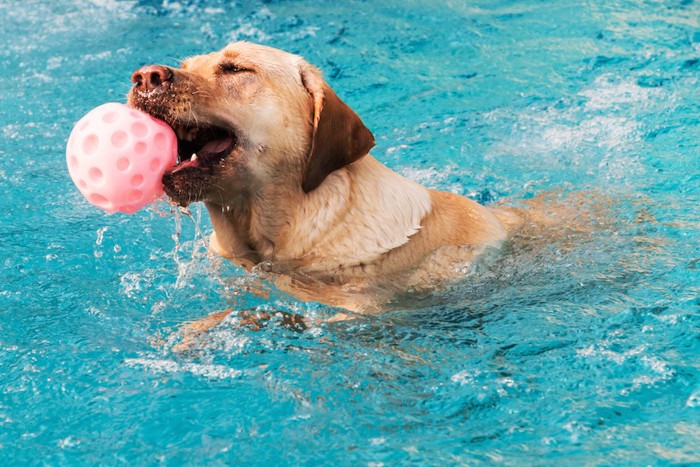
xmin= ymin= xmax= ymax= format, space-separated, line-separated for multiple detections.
xmin=127 ymin=42 xmax=528 ymax=329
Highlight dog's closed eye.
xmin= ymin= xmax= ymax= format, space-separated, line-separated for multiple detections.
xmin=219 ymin=62 xmax=254 ymax=74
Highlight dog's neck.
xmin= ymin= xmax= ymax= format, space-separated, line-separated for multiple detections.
xmin=205 ymin=155 xmax=432 ymax=276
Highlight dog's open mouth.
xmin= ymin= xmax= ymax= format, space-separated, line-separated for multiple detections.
xmin=168 ymin=123 xmax=237 ymax=173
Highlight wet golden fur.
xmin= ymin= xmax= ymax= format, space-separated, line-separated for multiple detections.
xmin=128 ymin=42 xmax=536 ymax=338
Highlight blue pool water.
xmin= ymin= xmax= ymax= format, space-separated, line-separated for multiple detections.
xmin=1 ymin=0 xmax=699 ymax=463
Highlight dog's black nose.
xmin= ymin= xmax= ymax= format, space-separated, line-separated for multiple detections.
xmin=131 ymin=65 xmax=173 ymax=93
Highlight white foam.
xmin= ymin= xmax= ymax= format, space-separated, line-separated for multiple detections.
xmin=125 ymin=358 xmax=243 ymax=380
xmin=229 ymin=23 xmax=270 ymax=42
xmin=576 ymin=343 xmax=647 ymax=364
xmin=486 ymin=73 xmax=675 ymax=185
xmin=119 ymin=271 xmax=143 ymax=297
xmin=685 ymin=391 xmax=700 ymax=407
xmin=397 ymin=165 xmax=457 ymax=188
xmin=580 ymin=75 xmax=664 ymax=112
xmin=450 ymin=369 xmax=477 ymax=385
xmin=289 ymin=26 xmax=320 ymax=40
xmin=58 ymin=436 xmax=80 ymax=449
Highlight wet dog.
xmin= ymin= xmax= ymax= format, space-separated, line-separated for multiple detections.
xmin=128 ymin=42 xmax=532 ymax=340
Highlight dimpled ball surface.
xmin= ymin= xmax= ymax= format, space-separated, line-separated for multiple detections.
xmin=66 ymin=102 xmax=177 ymax=214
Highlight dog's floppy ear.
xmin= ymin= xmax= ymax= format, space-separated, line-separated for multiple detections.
xmin=300 ymin=64 xmax=375 ymax=193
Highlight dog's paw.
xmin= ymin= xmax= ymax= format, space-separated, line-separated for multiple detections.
xmin=238 ymin=310 xmax=309 ymax=333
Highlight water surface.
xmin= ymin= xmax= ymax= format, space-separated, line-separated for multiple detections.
xmin=0 ymin=0 xmax=698 ymax=464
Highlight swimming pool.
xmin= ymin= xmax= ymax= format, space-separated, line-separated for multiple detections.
xmin=1 ymin=0 xmax=698 ymax=463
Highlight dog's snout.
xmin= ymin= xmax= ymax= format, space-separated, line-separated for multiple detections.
xmin=131 ymin=65 xmax=173 ymax=93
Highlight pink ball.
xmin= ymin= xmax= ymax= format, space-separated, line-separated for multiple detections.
xmin=66 ymin=103 xmax=177 ymax=214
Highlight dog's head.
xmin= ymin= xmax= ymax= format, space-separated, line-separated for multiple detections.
xmin=127 ymin=42 xmax=374 ymax=207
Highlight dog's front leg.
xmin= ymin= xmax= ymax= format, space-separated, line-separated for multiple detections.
xmin=172 ymin=308 xmax=309 ymax=353
xmin=173 ymin=309 xmax=234 ymax=353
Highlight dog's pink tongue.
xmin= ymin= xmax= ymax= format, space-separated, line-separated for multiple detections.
xmin=200 ymin=136 xmax=233 ymax=157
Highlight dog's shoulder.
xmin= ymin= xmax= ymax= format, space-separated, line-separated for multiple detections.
xmin=423 ymin=189 xmax=508 ymax=247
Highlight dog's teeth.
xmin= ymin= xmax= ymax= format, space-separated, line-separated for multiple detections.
xmin=190 ymin=154 xmax=198 ymax=162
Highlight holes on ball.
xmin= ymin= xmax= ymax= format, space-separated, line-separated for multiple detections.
xmin=68 ymin=155 xmax=79 ymax=170
xmin=112 ymin=131 xmax=128 ymax=148
xmin=89 ymin=193 xmax=110 ymax=208
xmin=116 ymin=158 xmax=130 ymax=171
xmin=131 ymin=174 xmax=144 ymax=186
xmin=154 ymin=132 xmax=167 ymax=149
xmin=78 ymin=179 xmax=87 ymax=189
xmin=134 ymin=142 xmax=147 ymax=154
xmin=89 ymin=167 xmax=104 ymax=183
xmin=129 ymin=110 xmax=144 ymax=119
xmin=82 ymin=134 xmax=99 ymax=155
xmin=131 ymin=122 xmax=148 ymax=137
xmin=102 ymin=111 xmax=119 ymax=123
xmin=149 ymin=159 xmax=161 ymax=172
xmin=125 ymin=189 xmax=143 ymax=203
